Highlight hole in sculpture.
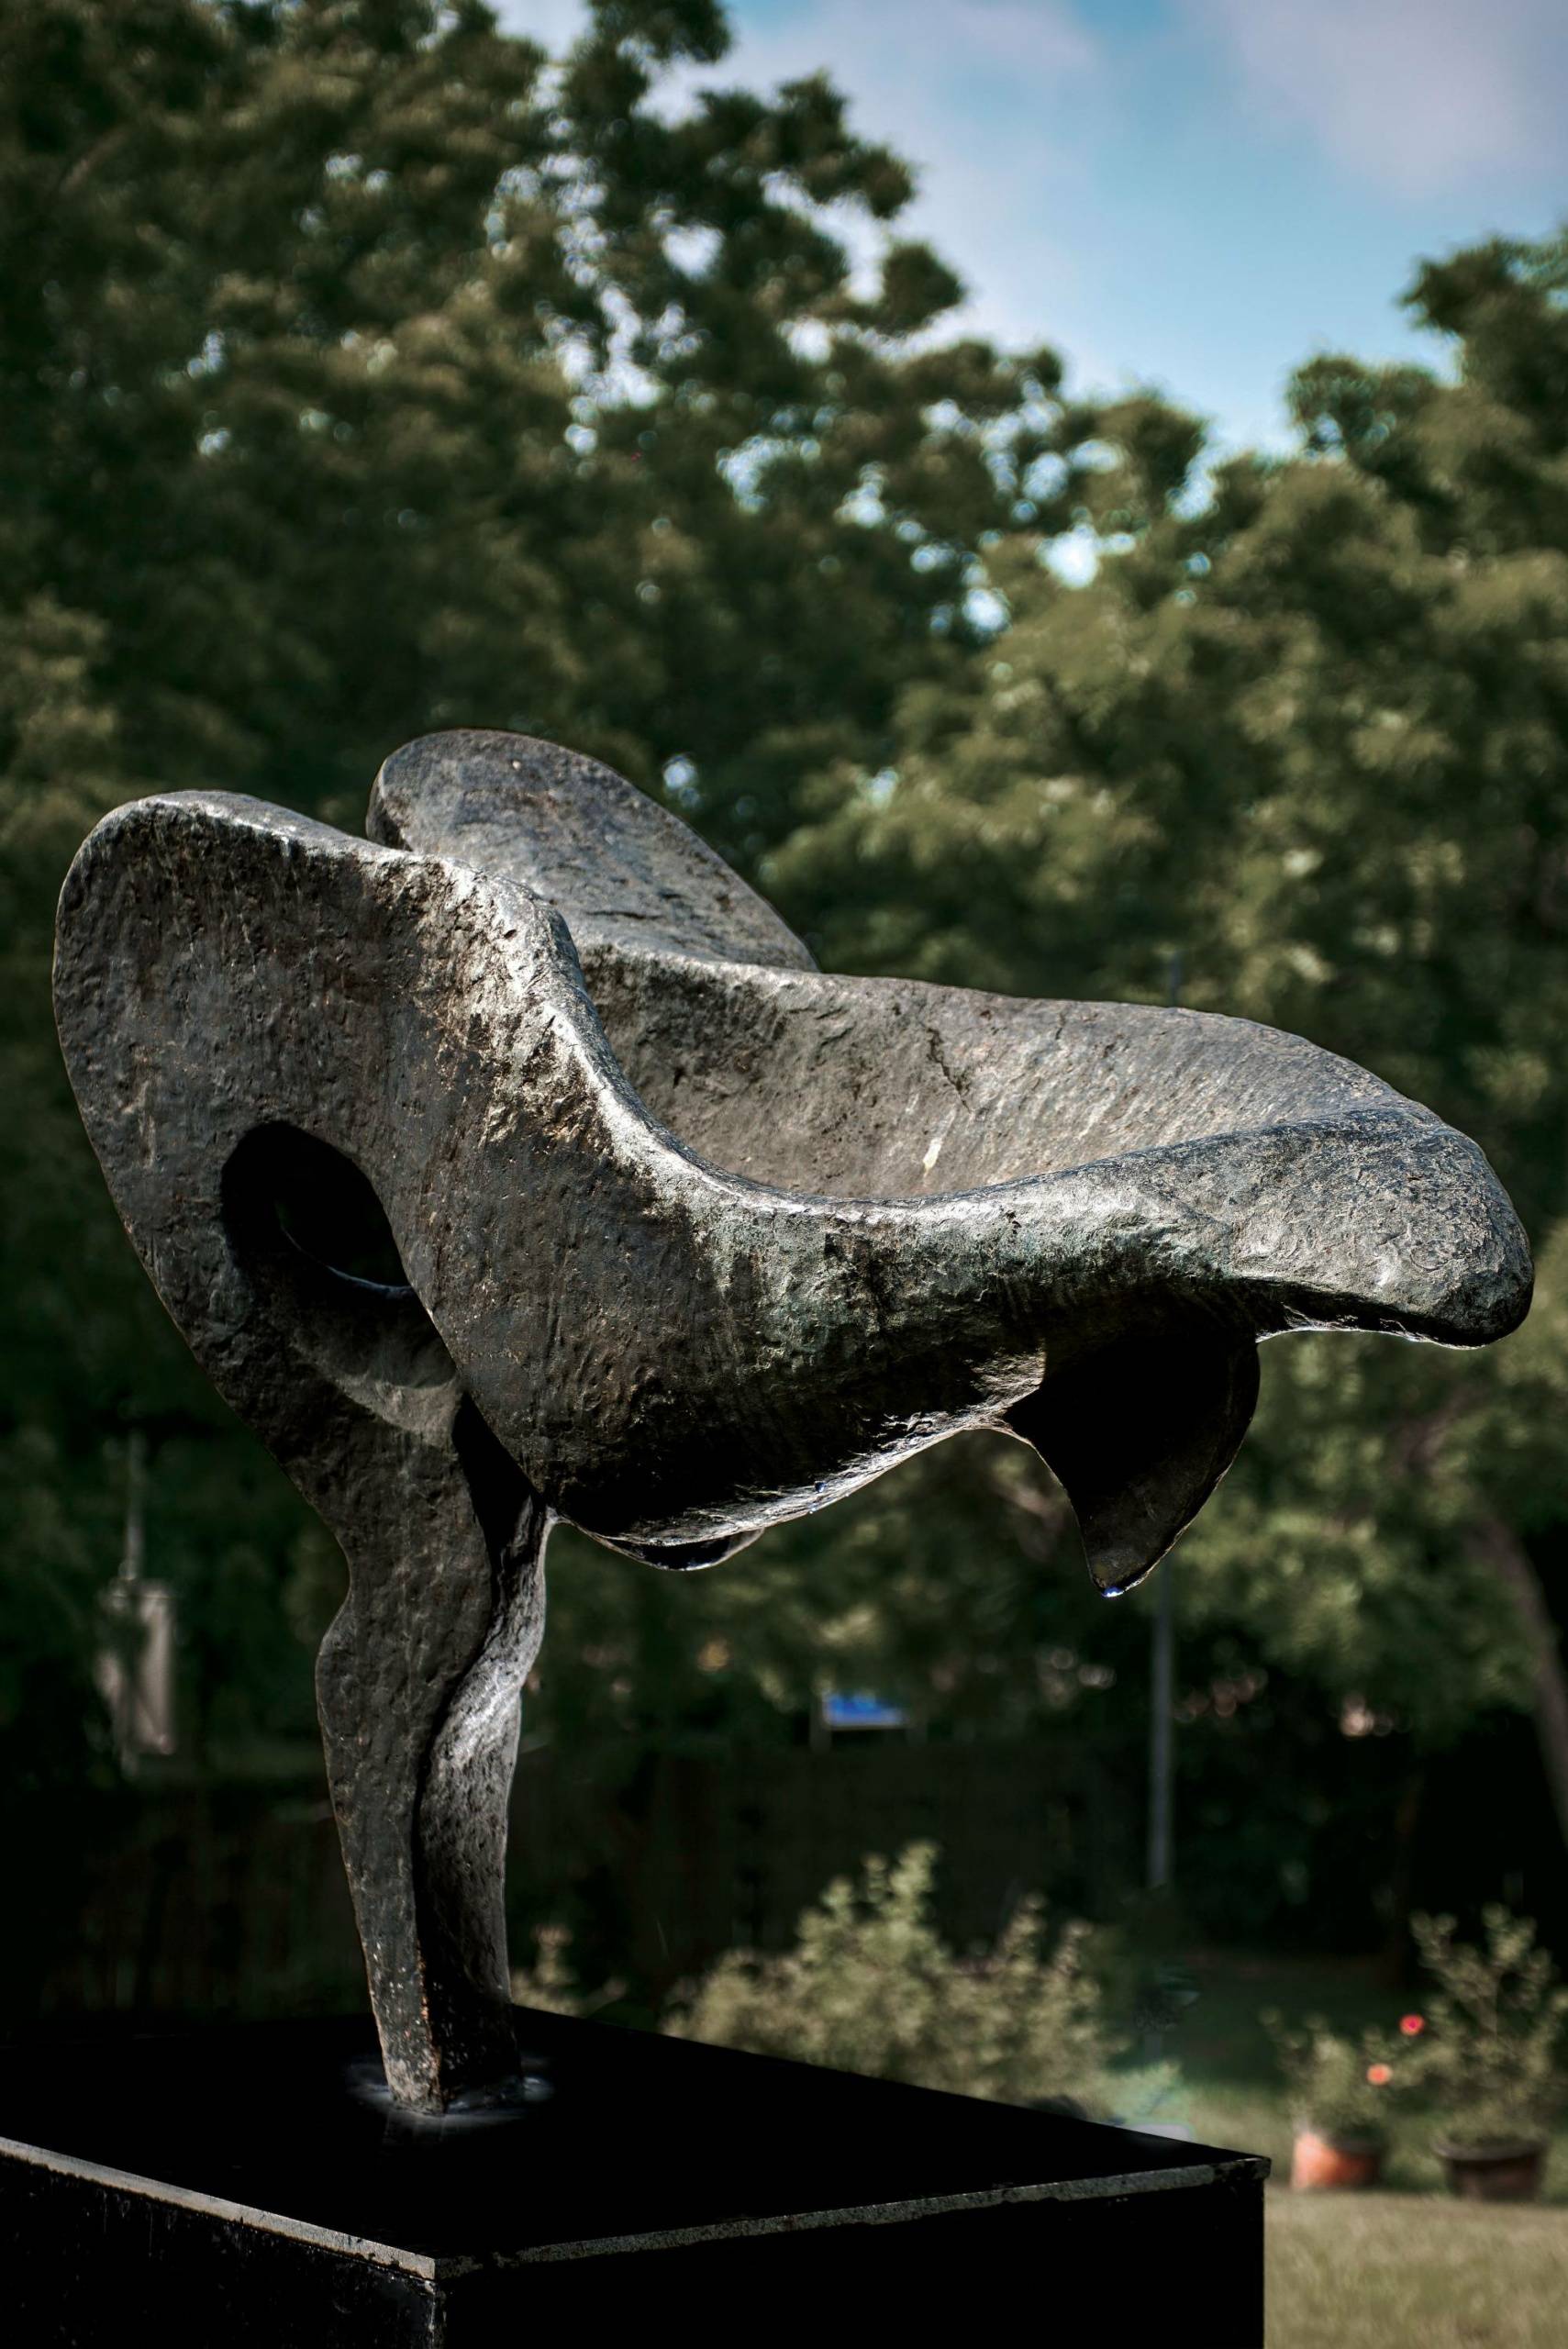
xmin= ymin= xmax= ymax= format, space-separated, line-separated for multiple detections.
xmin=225 ymin=1125 xmax=414 ymax=1293
xmin=222 ymin=1125 xmax=456 ymax=1405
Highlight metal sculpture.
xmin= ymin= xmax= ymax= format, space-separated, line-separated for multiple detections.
xmin=54 ymin=730 xmax=1531 ymax=2110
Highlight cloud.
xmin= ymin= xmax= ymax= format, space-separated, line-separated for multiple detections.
xmin=496 ymin=0 xmax=587 ymax=50
xmin=1192 ymin=0 xmax=1568 ymax=197
xmin=486 ymin=1 xmax=1562 ymax=445
xmin=781 ymin=0 xmax=1095 ymax=83
xmin=679 ymin=2 xmax=1106 ymax=360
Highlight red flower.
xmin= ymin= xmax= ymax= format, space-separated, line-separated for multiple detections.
xmin=1366 ymin=2063 xmax=1393 ymax=2087
xmin=1399 ymin=2014 xmax=1425 ymax=2037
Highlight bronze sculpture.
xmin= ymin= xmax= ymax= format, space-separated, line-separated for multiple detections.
xmin=54 ymin=730 xmax=1531 ymax=2110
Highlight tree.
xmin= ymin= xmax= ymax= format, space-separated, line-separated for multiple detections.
xmin=769 ymin=229 xmax=1568 ymax=1879
xmin=0 ymin=0 xmax=1077 ymax=1771
xmin=7 ymin=0 xmax=1565 ymax=1960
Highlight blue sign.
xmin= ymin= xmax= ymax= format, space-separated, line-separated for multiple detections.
xmin=822 ymin=1691 xmax=907 ymax=1731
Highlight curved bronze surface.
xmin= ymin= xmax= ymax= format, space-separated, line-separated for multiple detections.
xmin=54 ymin=730 xmax=1531 ymax=2106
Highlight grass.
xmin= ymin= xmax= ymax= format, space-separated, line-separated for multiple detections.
xmin=1110 ymin=1949 xmax=1568 ymax=2344
xmin=1266 ymin=2194 xmax=1568 ymax=2349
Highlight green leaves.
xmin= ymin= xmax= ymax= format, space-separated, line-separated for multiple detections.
xmin=0 ymin=0 xmax=1064 ymax=1770
xmin=6 ymin=0 xmax=1566 ymax=1836
xmin=772 ymin=218 xmax=1568 ymax=1753
xmin=1407 ymin=1908 xmax=1568 ymax=2148
xmin=585 ymin=0 xmax=729 ymax=70
xmin=665 ymin=1842 xmax=1122 ymax=2110
xmin=1266 ymin=2010 xmax=1398 ymax=2143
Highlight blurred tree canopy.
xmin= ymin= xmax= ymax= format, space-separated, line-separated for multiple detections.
xmin=0 ymin=0 xmax=1073 ymax=1780
xmin=770 ymin=227 xmax=1568 ymax=1841
xmin=3 ymin=0 xmax=1566 ymax=1935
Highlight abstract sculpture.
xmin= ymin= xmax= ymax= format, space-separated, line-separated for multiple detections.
xmin=54 ymin=730 xmax=1531 ymax=2111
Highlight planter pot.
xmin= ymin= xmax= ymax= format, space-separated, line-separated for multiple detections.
xmin=1290 ymin=2130 xmax=1385 ymax=2191
xmin=1434 ymin=2139 xmax=1547 ymax=2202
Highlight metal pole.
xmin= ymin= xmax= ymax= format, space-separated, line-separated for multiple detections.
xmin=1147 ymin=951 xmax=1183 ymax=1894
xmin=96 ymin=1428 xmax=177 ymax=1770
xmin=1148 ymin=1566 xmax=1174 ymax=1890
xmin=120 ymin=1426 xmax=146 ymax=1583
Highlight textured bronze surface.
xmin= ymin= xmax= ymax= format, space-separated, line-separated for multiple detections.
xmin=54 ymin=729 xmax=1531 ymax=2108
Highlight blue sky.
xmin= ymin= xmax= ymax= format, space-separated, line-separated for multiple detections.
xmin=510 ymin=0 xmax=1565 ymax=451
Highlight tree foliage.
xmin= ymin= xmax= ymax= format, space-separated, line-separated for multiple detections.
xmin=1407 ymin=1906 xmax=1568 ymax=2149
xmin=664 ymin=1842 xmax=1123 ymax=2110
xmin=0 ymin=0 xmax=1071 ymax=1770
xmin=771 ymin=226 xmax=1568 ymax=1756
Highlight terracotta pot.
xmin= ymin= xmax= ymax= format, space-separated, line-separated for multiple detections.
xmin=1290 ymin=2129 xmax=1385 ymax=2190
xmin=1434 ymin=2139 xmax=1546 ymax=2202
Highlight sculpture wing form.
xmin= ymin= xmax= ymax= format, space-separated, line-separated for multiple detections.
xmin=368 ymin=728 xmax=816 ymax=973
xmin=53 ymin=740 xmax=1535 ymax=1598
xmin=368 ymin=730 xmax=1533 ymax=1591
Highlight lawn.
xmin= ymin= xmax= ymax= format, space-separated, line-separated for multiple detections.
xmin=1117 ymin=1950 xmax=1568 ymax=2346
xmin=1264 ymin=2193 xmax=1568 ymax=2349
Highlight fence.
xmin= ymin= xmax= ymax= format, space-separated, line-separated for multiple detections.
xmin=10 ymin=1709 xmax=1562 ymax=2024
xmin=11 ymin=1732 xmax=1137 ymax=2024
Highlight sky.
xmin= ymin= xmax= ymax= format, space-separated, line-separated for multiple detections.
xmin=504 ymin=0 xmax=1565 ymax=451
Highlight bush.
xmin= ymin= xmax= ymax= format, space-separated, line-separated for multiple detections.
xmin=510 ymin=1925 xmax=585 ymax=2017
xmin=662 ymin=1842 xmax=1123 ymax=2110
xmin=1265 ymin=2013 xmax=1397 ymax=2144
xmin=1407 ymin=1907 xmax=1568 ymax=2151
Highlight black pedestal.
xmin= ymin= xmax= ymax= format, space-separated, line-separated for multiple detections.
xmin=0 ymin=2011 xmax=1266 ymax=2343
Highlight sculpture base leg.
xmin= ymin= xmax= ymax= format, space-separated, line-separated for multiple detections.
xmin=0 ymin=2010 xmax=1267 ymax=2343
xmin=315 ymin=1404 xmax=549 ymax=2113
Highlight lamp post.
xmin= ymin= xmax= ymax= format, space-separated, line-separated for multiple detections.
xmin=1148 ymin=1560 xmax=1174 ymax=1891
xmin=1147 ymin=952 xmax=1183 ymax=1895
